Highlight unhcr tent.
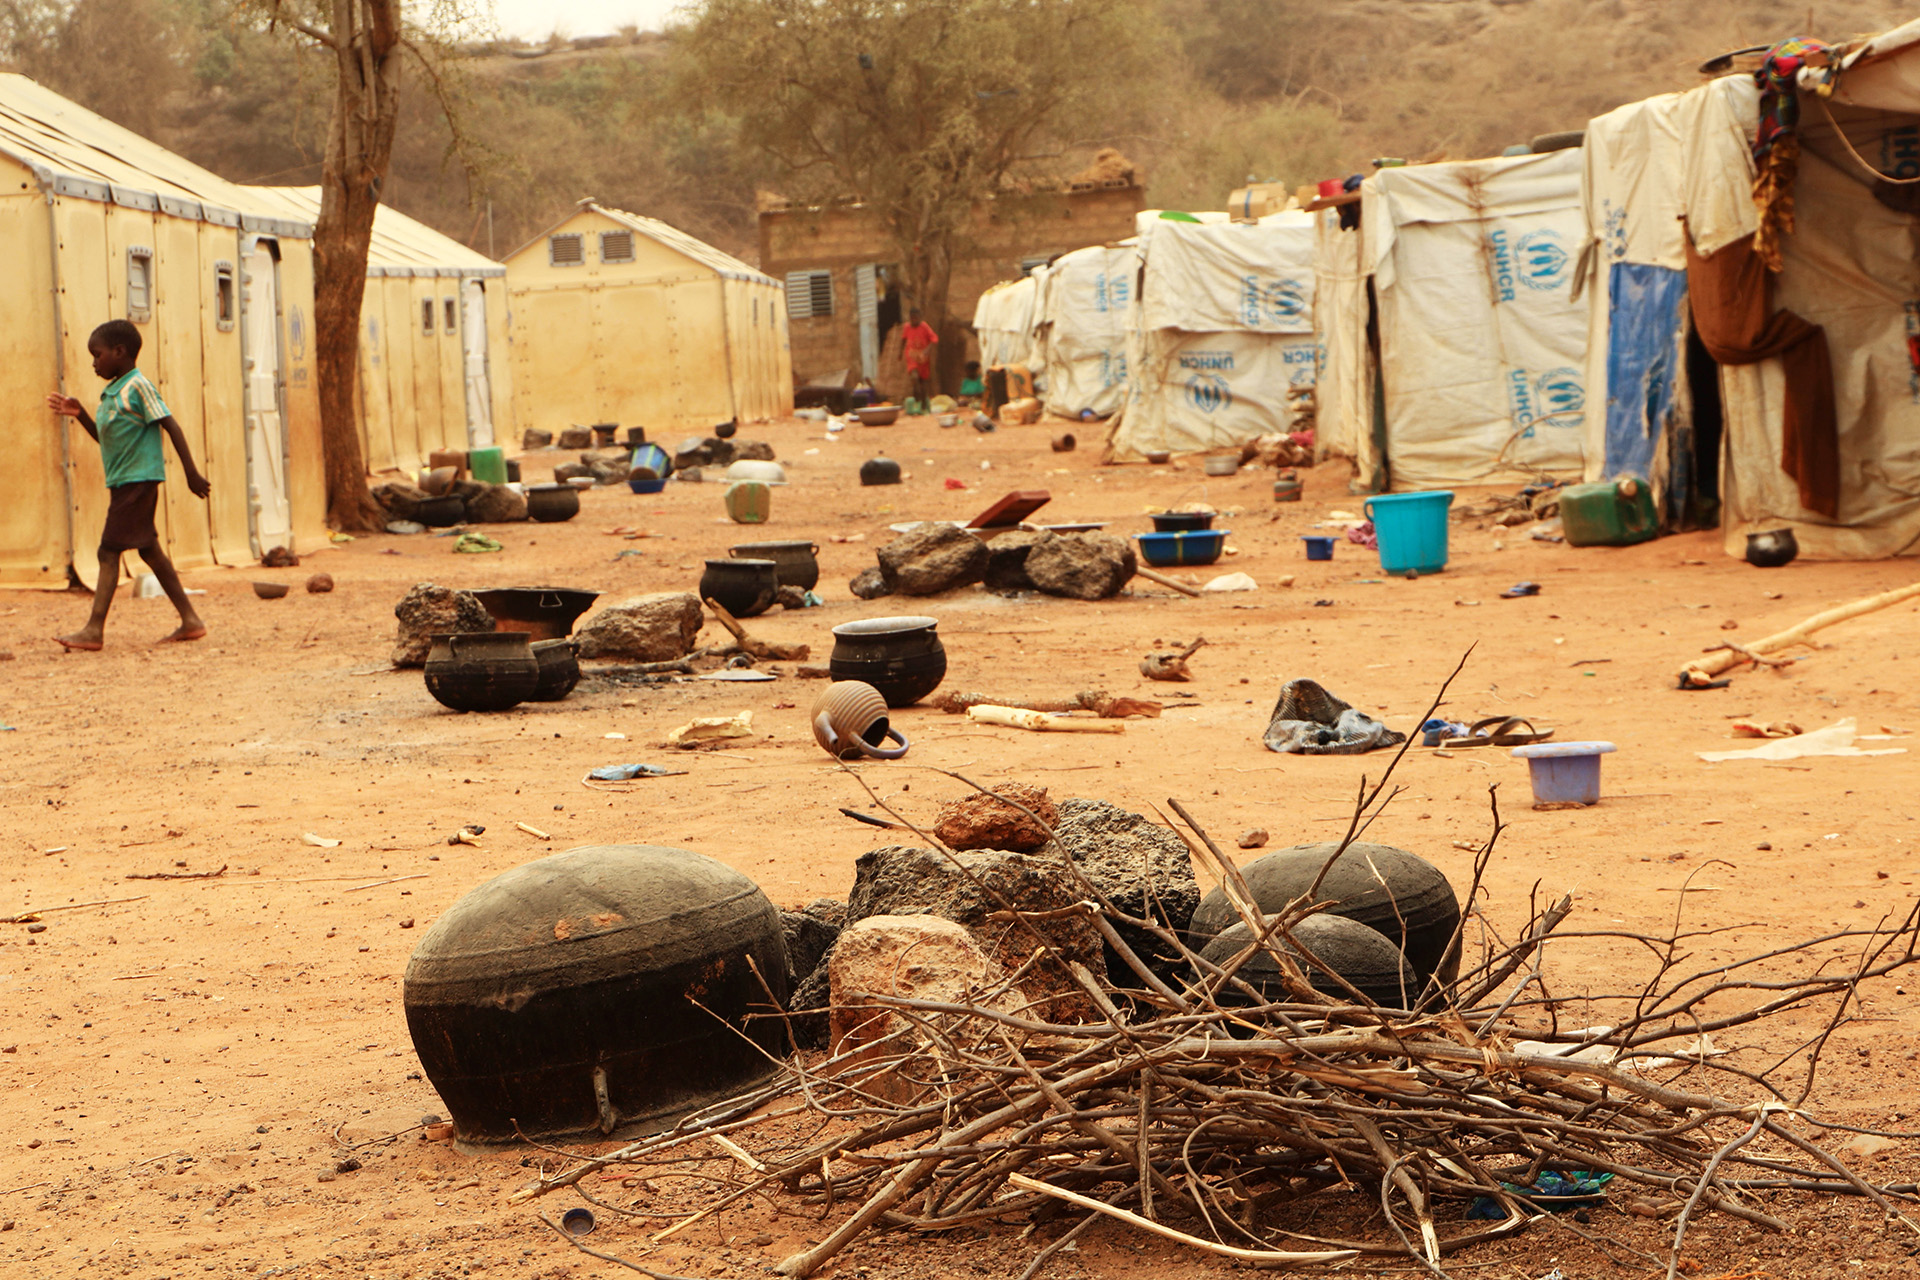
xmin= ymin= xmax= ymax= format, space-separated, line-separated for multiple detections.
xmin=972 ymin=272 xmax=1040 ymax=373
xmin=1107 ymin=210 xmax=1317 ymax=459
xmin=1311 ymin=205 xmax=1383 ymax=491
xmin=245 ymin=187 xmax=512 ymax=475
xmin=1032 ymin=243 xmax=1135 ymax=418
xmin=1354 ymin=148 xmax=1590 ymax=492
xmin=0 ymin=74 xmax=326 ymax=589
xmin=1584 ymin=24 xmax=1920 ymax=559
xmin=504 ymin=202 xmax=792 ymax=436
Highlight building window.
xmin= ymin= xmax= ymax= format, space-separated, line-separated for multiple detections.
xmin=421 ymin=297 xmax=436 ymax=336
xmin=599 ymin=230 xmax=634 ymax=263
xmin=549 ymin=233 xmax=585 ymax=267
xmin=213 ymin=261 xmax=235 ymax=331
xmin=785 ymin=269 xmax=833 ymax=319
xmin=127 ymin=247 xmax=154 ymax=323
xmin=752 ymin=296 xmax=759 ymax=325
xmin=444 ymin=297 xmax=457 ymax=334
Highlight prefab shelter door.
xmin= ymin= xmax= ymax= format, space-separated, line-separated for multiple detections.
xmin=461 ymin=279 xmax=494 ymax=447
xmin=241 ymin=241 xmax=292 ymax=556
xmin=855 ymin=264 xmax=879 ymax=381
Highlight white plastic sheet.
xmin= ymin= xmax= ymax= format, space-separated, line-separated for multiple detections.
xmin=1034 ymin=244 xmax=1136 ymax=417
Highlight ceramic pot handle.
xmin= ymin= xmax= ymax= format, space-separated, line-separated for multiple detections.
xmin=852 ymin=727 xmax=910 ymax=760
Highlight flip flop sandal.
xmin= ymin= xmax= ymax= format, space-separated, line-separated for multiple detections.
xmin=1447 ymin=715 xmax=1555 ymax=747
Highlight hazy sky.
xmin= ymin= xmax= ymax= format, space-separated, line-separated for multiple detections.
xmin=488 ymin=0 xmax=683 ymax=39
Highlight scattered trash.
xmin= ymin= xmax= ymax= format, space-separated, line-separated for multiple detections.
xmin=1729 ymin=719 xmax=1803 ymax=739
xmin=1203 ymin=572 xmax=1258 ymax=592
xmin=452 ymin=531 xmax=504 ymax=554
xmin=1514 ymin=741 xmax=1617 ymax=807
xmin=1529 ymin=521 xmax=1564 ymax=543
xmin=1501 ymin=581 xmax=1540 ymax=598
xmin=604 ymin=732 xmax=627 ymax=740
xmin=943 ymin=478 xmax=968 ymax=490
xmin=262 ymin=545 xmax=299 ymax=568
xmin=1698 ymin=718 xmax=1907 ymax=762
xmin=1428 ymin=716 xmax=1553 ymax=748
xmin=560 ymin=1207 xmax=596 ymax=1237
xmin=422 ymin=1120 xmax=455 ymax=1141
xmin=447 ymin=825 xmax=485 ymax=846
xmin=1466 ymin=1170 xmax=1614 ymax=1220
xmin=1141 ymin=637 xmax=1205 ymax=682
xmin=134 ymin=572 xmax=162 ymax=598
xmin=515 ymin=821 xmax=552 ymax=839
xmin=302 ymin=832 xmax=342 ymax=848
xmin=1263 ymin=679 xmax=1406 ymax=754
xmin=935 ymin=690 xmax=1160 ymax=719
xmin=1343 ymin=521 xmax=1376 ymax=550
xmin=666 ymin=711 xmax=755 ymax=747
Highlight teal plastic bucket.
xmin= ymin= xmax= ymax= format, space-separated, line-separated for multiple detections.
xmin=1365 ymin=490 xmax=1453 ymax=575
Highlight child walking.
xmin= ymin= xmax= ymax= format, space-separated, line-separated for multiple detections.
xmin=46 ymin=320 xmax=211 ymax=650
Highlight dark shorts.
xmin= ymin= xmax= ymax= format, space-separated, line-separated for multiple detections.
xmin=99 ymin=481 xmax=161 ymax=554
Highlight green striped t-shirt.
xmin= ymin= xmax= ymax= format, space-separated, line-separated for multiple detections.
xmin=97 ymin=368 xmax=170 ymax=488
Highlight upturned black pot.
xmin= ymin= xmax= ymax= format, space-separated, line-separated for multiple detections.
xmin=699 ymin=558 xmax=779 ymax=619
xmin=829 ymin=615 xmax=947 ymax=707
xmin=424 ymin=632 xmax=539 ymax=713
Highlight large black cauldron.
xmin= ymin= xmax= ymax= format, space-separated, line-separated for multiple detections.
xmin=1187 ymin=841 xmax=1460 ymax=989
xmin=403 ymin=845 xmax=790 ymax=1144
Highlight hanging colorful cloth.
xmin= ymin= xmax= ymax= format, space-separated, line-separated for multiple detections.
xmin=1751 ymin=37 xmax=1832 ymax=271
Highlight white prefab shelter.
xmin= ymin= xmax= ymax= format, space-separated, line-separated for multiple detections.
xmin=973 ymin=273 xmax=1040 ymax=371
xmin=1311 ymin=207 xmax=1382 ymax=491
xmin=0 ymin=73 xmax=327 ymax=589
xmin=1107 ymin=211 xmax=1317 ymax=459
xmin=243 ymin=186 xmax=512 ymax=475
xmin=1583 ymin=22 xmax=1920 ymax=559
xmin=1355 ymin=148 xmax=1590 ymax=492
xmin=1032 ymin=243 xmax=1135 ymax=418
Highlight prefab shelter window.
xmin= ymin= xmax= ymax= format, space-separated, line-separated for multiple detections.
xmin=549 ymin=233 xmax=585 ymax=267
xmin=422 ymin=297 xmax=436 ymax=335
xmin=785 ymin=270 xmax=833 ymax=319
xmin=599 ymin=230 xmax=635 ymax=263
xmin=444 ymin=297 xmax=458 ymax=334
xmin=213 ymin=261 xmax=235 ymax=331
xmin=1020 ymin=255 xmax=1049 ymax=275
xmin=127 ymin=247 xmax=154 ymax=323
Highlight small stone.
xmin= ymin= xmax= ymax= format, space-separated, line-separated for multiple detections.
xmin=316 ymin=1170 xmax=337 ymax=1183
xmin=1756 ymin=842 xmax=1772 ymax=851
xmin=305 ymin=573 xmax=334 ymax=594
xmin=261 ymin=545 xmax=299 ymax=568
xmin=521 ymin=428 xmax=554 ymax=450
xmin=556 ymin=426 xmax=593 ymax=450
xmin=399 ymin=918 xmax=414 ymax=929
xmin=25 ymin=1139 xmax=40 ymax=1149
xmin=25 ymin=923 xmax=46 ymax=934
xmin=933 ymin=784 xmax=1056 ymax=853
xmin=0 ymin=650 xmax=16 ymax=661
xmin=256 ymin=1125 xmax=269 ymax=1133
xmin=1238 ymin=828 xmax=1270 ymax=849
xmin=676 ymin=466 xmax=704 ymax=483
xmin=848 ymin=566 xmax=893 ymax=600
xmin=335 ymin=1157 xmax=362 ymax=1174
xmin=733 ymin=440 xmax=776 ymax=462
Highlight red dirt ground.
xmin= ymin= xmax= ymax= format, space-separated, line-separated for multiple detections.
xmin=4 ymin=413 xmax=1920 ymax=1278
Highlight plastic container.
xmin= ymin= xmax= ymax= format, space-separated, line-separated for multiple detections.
xmin=1559 ymin=478 xmax=1658 ymax=547
xmin=467 ymin=446 xmax=507 ymax=486
xmin=1273 ymin=473 xmax=1302 ymax=502
xmin=1301 ymin=535 xmax=1335 ymax=561
xmin=1365 ymin=490 xmax=1453 ymax=575
xmin=1317 ymin=178 xmax=1346 ymax=200
xmin=1512 ymin=741 xmax=1617 ymax=807
xmin=724 ymin=481 xmax=771 ymax=524
xmin=1136 ymin=530 xmax=1227 ymax=567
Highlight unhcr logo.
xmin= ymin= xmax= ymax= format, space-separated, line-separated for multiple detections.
xmin=1517 ymin=230 xmax=1569 ymax=292
xmin=1186 ymin=373 xmax=1231 ymax=414
xmin=1177 ymin=351 xmax=1235 ymax=371
xmin=1265 ymin=278 xmax=1308 ymax=325
xmin=1534 ymin=367 xmax=1584 ymax=419
xmin=1094 ymin=272 xmax=1131 ymax=313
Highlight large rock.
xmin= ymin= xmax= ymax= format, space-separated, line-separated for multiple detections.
xmin=674 ymin=435 xmax=737 ymax=471
xmin=553 ymin=461 xmax=593 ymax=482
xmin=464 ymin=483 xmax=528 ymax=523
xmin=1052 ymin=798 xmax=1200 ymax=983
xmin=828 ymin=916 xmax=1015 ymax=1078
xmin=557 ymin=426 xmax=593 ymax=450
xmin=780 ymin=909 xmax=841 ymax=991
xmin=983 ymin=529 xmax=1044 ymax=593
xmin=733 ymin=439 xmax=776 ymax=462
xmin=849 ymin=567 xmax=893 ymax=600
xmin=522 ymin=428 xmax=554 ymax=450
xmin=1025 ymin=531 xmax=1136 ymax=600
xmin=371 ymin=480 xmax=429 ymax=522
xmin=847 ymin=845 xmax=1105 ymax=1020
xmin=391 ymin=583 xmax=493 ymax=668
xmin=933 ymin=784 xmax=1057 ymax=853
xmin=573 ymin=592 xmax=704 ymax=661
xmin=877 ymin=524 xmax=989 ymax=596
xmin=582 ymin=449 xmax=632 ymax=484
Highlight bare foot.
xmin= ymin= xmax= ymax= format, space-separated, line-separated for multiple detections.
xmin=56 ymin=630 xmax=104 ymax=651
xmin=159 ymin=623 xmax=208 ymax=643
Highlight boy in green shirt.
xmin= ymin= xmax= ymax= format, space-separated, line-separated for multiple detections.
xmin=45 ymin=320 xmax=211 ymax=650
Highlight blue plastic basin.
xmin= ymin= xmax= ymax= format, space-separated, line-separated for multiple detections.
xmin=1512 ymin=741 xmax=1617 ymax=806
xmin=1136 ymin=530 xmax=1227 ymax=567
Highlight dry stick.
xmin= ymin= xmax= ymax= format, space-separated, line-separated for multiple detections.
xmin=343 ymin=874 xmax=427 ymax=892
xmin=1005 ymin=1173 xmax=1359 ymax=1266
xmin=1664 ymin=1109 xmax=1769 ymax=1280
xmin=1016 ymin=1211 xmax=1100 ymax=1280
xmin=1762 ymin=1119 xmax=1920 ymax=1235
xmin=539 ymin=1214 xmax=703 ymax=1280
xmin=1680 ymin=579 xmax=1920 ymax=683
xmin=126 ymin=865 xmax=226 ymax=881
xmin=0 ymin=894 xmax=148 ymax=922
xmin=1135 ymin=566 xmax=1203 ymax=597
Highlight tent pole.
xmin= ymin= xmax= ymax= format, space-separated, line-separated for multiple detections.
xmin=718 ymin=276 xmax=741 ymax=424
xmin=44 ymin=185 xmax=78 ymax=582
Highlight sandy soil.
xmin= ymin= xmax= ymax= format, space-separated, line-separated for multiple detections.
xmin=5 ymin=414 xmax=1920 ymax=1279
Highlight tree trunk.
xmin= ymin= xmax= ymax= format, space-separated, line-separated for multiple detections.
xmin=313 ymin=0 xmax=404 ymax=533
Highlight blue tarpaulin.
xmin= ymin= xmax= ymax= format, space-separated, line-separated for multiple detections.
xmin=1603 ymin=262 xmax=1689 ymax=480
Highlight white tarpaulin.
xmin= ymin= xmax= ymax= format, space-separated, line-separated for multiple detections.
xmin=1312 ymin=208 xmax=1380 ymax=489
xmin=1362 ymin=148 xmax=1590 ymax=491
xmin=973 ymin=274 xmax=1039 ymax=371
xmin=1034 ymin=244 xmax=1136 ymax=417
xmin=1107 ymin=211 xmax=1318 ymax=459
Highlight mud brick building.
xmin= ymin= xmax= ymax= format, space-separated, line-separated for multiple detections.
xmin=759 ymin=180 xmax=1145 ymax=394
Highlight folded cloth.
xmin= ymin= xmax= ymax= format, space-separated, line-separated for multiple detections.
xmin=1263 ymin=679 xmax=1406 ymax=754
